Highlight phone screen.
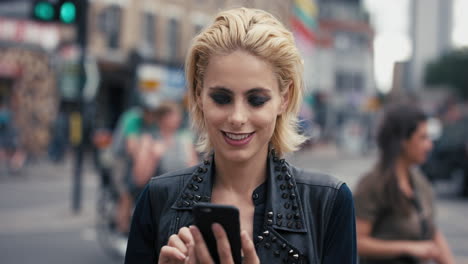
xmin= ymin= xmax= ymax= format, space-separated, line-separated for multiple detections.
xmin=192 ymin=203 xmax=242 ymax=264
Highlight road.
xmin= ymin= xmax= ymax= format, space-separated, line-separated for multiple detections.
xmin=0 ymin=145 xmax=467 ymax=263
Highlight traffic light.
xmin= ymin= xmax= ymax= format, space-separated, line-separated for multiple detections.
xmin=32 ymin=0 xmax=78 ymax=24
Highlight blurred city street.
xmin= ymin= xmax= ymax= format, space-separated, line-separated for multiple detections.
xmin=0 ymin=0 xmax=467 ymax=263
xmin=0 ymin=156 xmax=115 ymax=264
xmin=1 ymin=145 xmax=467 ymax=264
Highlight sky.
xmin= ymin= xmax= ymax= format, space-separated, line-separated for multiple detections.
xmin=362 ymin=0 xmax=468 ymax=93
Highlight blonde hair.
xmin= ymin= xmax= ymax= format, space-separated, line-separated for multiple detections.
xmin=185 ymin=7 xmax=306 ymax=156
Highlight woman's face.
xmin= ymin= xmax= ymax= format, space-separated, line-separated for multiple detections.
xmin=161 ymin=109 xmax=182 ymax=132
xmin=199 ymin=50 xmax=288 ymax=163
xmin=402 ymin=121 xmax=433 ymax=165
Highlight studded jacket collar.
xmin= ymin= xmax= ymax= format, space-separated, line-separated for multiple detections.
xmin=148 ymin=150 xmax=344 ymax=263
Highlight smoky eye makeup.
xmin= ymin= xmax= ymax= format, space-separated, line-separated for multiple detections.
xmin=248 ymin=95 xmax=271 ymax=107
xmin=209 ymin=91 xmax=232 ymax=105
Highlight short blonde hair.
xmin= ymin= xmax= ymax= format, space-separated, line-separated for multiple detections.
xmin=185 ymin=7 xmax=306 ymax=156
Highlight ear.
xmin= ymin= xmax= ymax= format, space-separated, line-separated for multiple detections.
xmin=278 ymin=83 xmax=291 ymax=115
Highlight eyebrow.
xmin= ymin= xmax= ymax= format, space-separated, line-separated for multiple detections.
xmin=208 ymin=86 xmax=272 ymax=95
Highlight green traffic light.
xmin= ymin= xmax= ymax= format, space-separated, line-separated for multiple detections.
xmin=34 ymin=2 xmax=55 ymax=21
xmin=60 ymin=2 xmax=77 ymax=23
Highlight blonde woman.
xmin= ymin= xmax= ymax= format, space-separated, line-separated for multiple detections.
xmin=125 ymin=7 xmax=356 ymax=264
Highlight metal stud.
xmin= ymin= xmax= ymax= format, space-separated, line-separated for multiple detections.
xmin=285 ymin=173 xmax=292 ymax=180
xmin=277 ymin=220 xmax=283 ymax=226
xmin=287 ymin=222 xmax=293 ymax=228
xmin=293 ymin=254 xmax=299 ymax=259
xmin=267 ymin=219 xmax=273 ymax=226
xmin=284 ymin=202 xmax=290 ymax=209
xmin=204 ymin=160 xmax=210 ymax=165
xmin=265 ymin=243 xmax=271 ymax=249
xmin=296 ymin=222 xmax=303 ymax=229
xmin=277 ymin=213 xmax=283 ymax=219
xmin=294 ymin=213 xmax=300 ymax=219
xmin=273 ymin=156 xmax=279 ymax=162
xmin=280 ymin=184 xmax=286 ymax=190
xmin=188 ymin=184 xmax=194 ymax=190
xmin=275 ymin=166 xmax=281 ymax=172
xmin=182 ymin=193 xmax=188 ymax=199
xmin=195 ymin=195 xmax=201 ymax=201
xmin=287 ymin=214 xmax=292 ymax=219
xmin=288 ymin=182 xmax=294 ymax=189
xmin=267 ymin=211 xmax=273 ymax=218
xmin=263 ymin=230 xmax=270 ymax=237
xmin=203 ymin=168 xmax=208 ymax=173
xmin=188 ymin=194 xmax=194 ymax=200
xmin=289 ymin=249 xmax=294 ymax=255
xmin=281 ymin=166 xmax=287 ymax=172
xmin=257 ymin=236 xmax=264 ymax=242
xmin=281 ymin=243 xmax=287 ymax=249
xmin=279 ymin=159 xmax=285 ymax=164
xmin=271 ymin=236 xmax=277 ymax=243
xmin=193 ymin=185 xmax=199 ymax=191
xmin=197 ymin=177 xmax=203 ymax=183
xmin=292 ymin=204 xmax=298 ymax=210
xmin=277 ymin=174 xmax=283 ymax=180
xmin=290 ymin=193 xmax=296 ymax=200
xmin=282 ymin=193 xmax=289 ymax=199
xmin=197 ymin=167 xmax=204 ymax=173
xmin=183 ymin=201 xmax=190 ymax=207
xmin=274 ymin=250 xmax=280 ymax=257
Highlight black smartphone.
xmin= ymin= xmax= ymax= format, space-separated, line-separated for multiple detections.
xmin=192 ymin=203 xmax=242 ymax=264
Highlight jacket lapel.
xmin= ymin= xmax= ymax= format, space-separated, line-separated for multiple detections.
xmin=171 ymin=157 xmax=214 ymax=211
xmin=254 ymin=149 xmax=308 ymax=263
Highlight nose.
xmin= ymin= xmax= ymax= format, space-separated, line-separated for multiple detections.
xmin=227 ymin=102 xmax=248 ymax=128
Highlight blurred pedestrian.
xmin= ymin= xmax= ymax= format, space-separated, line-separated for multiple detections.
xmin=0 ymin=99 xmax=26 ymax=174
xmin=125 ymin=7 xmax=357 ymax=264
xmin=116 ymin=101 xmax=197 ymax=233
xmin=354 ymin=103 xmax=455 ymax=264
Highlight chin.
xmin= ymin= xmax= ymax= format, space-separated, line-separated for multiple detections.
xmin=218 ymin=148 xmax=255 ymax=163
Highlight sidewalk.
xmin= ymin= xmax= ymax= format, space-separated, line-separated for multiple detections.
xmin=0 ymin=155 xmax=100 ymax=235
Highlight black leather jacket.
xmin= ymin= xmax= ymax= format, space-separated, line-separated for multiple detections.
xmin=125 ymin=152 xmax=357 ymax=263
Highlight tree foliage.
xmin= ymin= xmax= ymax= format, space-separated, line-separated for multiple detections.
xmin=425 ymin=48 xmax=468 ymax=99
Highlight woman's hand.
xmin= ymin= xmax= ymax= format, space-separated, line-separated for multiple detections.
xmin=188 ymin=224 xmax=260 ymax=264
xmin=404 ymin=241 xmax=440 ymax=261
xmin=158 ymin=227 xmax=193 ymax=264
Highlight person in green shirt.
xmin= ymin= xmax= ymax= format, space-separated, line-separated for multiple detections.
xmin=115 ymin=100 xmax=198 ymax=233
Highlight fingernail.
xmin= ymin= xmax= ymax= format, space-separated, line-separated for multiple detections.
xmin=212 ymin=223 xmax=222 ymax=232
xmin=177 ymin=251 xmax=187 ymax=260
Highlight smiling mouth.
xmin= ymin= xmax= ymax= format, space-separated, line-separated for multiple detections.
xmin=222 ymin=131 xmax=255 ymax=141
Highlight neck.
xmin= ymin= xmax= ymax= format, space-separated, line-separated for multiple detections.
xmin=395 ymin=157 xmax=411 ymax=181
xmin=395 ymin=157 xmax=413 ymax=196
xmin=213 ymin=146 xmax=269 ymax=195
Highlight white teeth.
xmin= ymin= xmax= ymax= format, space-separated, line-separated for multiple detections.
xmin=225 ymin=132 xmax=251 ymax=140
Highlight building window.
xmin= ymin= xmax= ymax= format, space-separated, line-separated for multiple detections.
xmin=167 ymin=18 xmax=180 ymax=62
xmin=140 ymin=13 xmax=156 ymax=55
xmin=335 ymin=71 xmax=364 ymax=92
xmin=98 ymin=5 xmax=122 ymax=49
xmin=194 ymin=23 xmax=204 ymax=36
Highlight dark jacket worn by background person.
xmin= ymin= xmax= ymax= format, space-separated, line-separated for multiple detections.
xmin=125 ymin=152 xmax=357 ymax=264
